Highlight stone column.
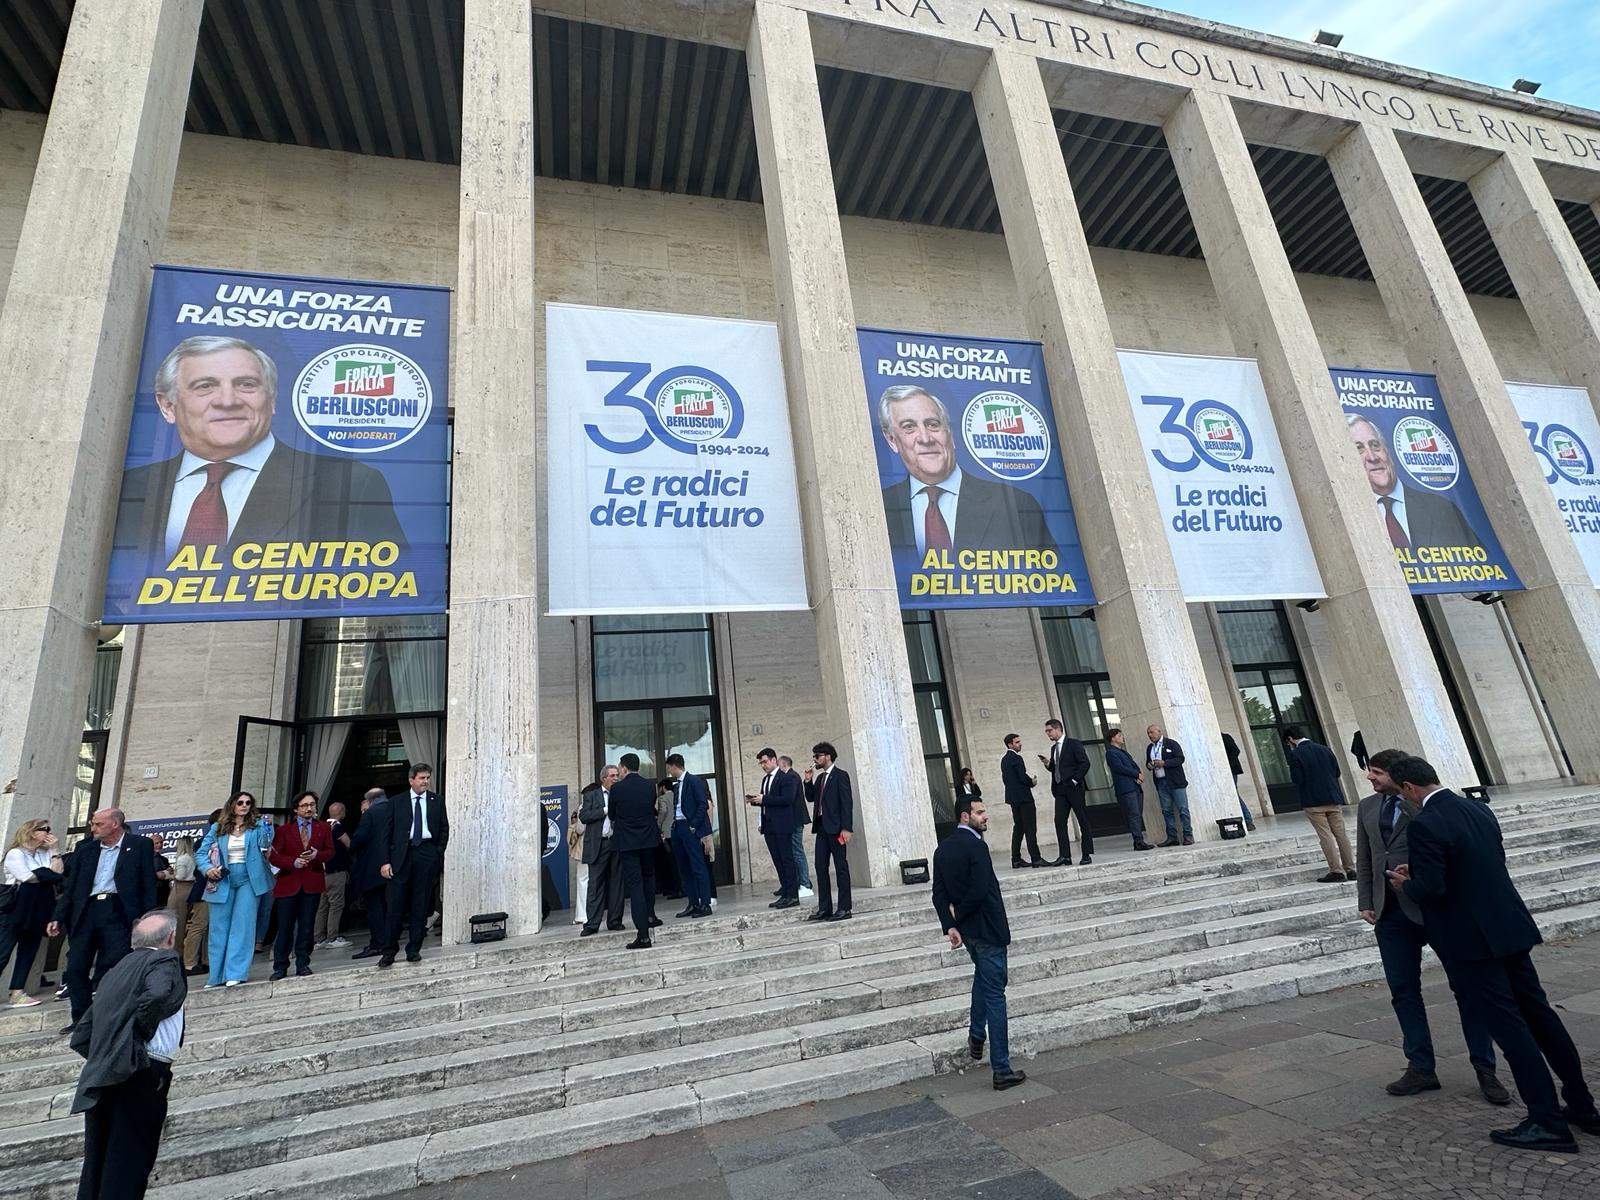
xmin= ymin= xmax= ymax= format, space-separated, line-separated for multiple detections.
xmin=1162 ymin=90 xmax=1476 ymax=784
xmin=1328 ymin=123 xmax=1600 ymax=782
xmin=972 ymin=48 xmax=1236 ymax=839
xmin=443 ymin=0 xmax=543 ymax=942
xmin=745 ymin=0 xmax=937 ymax=883
xmin=0 ymin=0 xmax=203 ymax=839
xmin=1470 ymin=151 xmax=1600 ymax=410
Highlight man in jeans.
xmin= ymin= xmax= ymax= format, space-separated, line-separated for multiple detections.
xmin=932 ymin=795 xmax=1026 ymax=1091
xmin=1144 ymin=725 xmax=1194 ymax=846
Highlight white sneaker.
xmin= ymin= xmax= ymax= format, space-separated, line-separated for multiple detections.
xmin=326 ymin=937 xmax=350 ymax=948
xmin=6 ymin=993 xmax=41 ymax=1008
xmin=312 ymin=941 xmax=326 ymax=950
xmin=224 ymin=980 xmax=244 ymax=988
xmin=709 ymin=898 xmax=717 ymax=909
xmin=799 ymin=886 xmax=814 ymax=899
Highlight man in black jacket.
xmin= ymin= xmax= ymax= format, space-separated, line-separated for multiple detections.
xmin=1042 ymin=719 xmax=1092 ymax=865
xmin=1286 ymin=726 xmax=1354 ymax=883
xmin=746 ymin=748 xmax=801 ymax=909
xmin=607 ymin=754 xmax=663 ymax=948
xmin=999 ymin=733 xmax=1043 ymax=868
xmin=70 ymin=909 xmax=187 ymax=1200
xmin=932 ymin=796 xmax=1026 ymax=1091
xmin=579 ymin=764 xmax=625 ymax=936
xmin=1390 ymin=756 xmax=1600 ymax=1153
xmin=804 ymin=742 xmax=854 ymax=921
xmin=349 ymin=788 xmax=390 ymax=959
xmin=49 ymin=809 xmax=157 ymax=1034
xmin=1145 ymin=725 xmax=1193 ymax=847
xmin=378 ymin=763 xmax=449 ymax=967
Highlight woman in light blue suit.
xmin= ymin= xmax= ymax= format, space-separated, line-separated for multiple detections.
xmin=197 ymin=791 xmax=274 ymax=988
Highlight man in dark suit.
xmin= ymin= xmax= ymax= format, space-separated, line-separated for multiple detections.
xmin=931 ymin=795 xmax=1027 ymax=1091
xmin=48 ymin=808 xmax=157 ymax=1034
xmin=378 ymin=763 xmax=449 ymax=967
xmin=1286 ymin=726 xmax=1354 ymax=883
xmin=349 ymin=787 xmax=391 ymax=959
xmin=805 ymin=742 xmax=854 ymax=921
xmin=664 ymin=754 xmax=714 ymax=919
xmin=1042 ymin=719 xmax=1092 ymax=865
xmin=1355 ymin=749 xmax=1506 ymax=1104
xmin=111 ymin=336 xmax=406 ymax=569
xmin=579 ymin=765 xmax=625 ymax=936
xmin=1104 ymin=729 xmax=1152 ymax=851
xmin=1349 ymin=415 xmax=1482 ymax=554
xmin=876 ymin=385 xmax=1052 ymax=562
xmin=746 ymin=748 xmax=801 ymax=908
xmin=779 ymin=755 xmax=813 ymax=898
xmin=1144 ymin=724 xmax=1193 ymax=847
xmin=1389 ymin=755 xmax=1600 ymax=1152
xmin=607 ymin=753 xmax=662 ymax=949
xmin=267 ymin=790 xmax=337 ymax=980
xmin=999 ymin=733 xmax=1043 ymax=868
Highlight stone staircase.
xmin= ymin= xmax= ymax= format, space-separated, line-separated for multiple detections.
xmin=3 ymin=791 xmax=1599 ymax=1199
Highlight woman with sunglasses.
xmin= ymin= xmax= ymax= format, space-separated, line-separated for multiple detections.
xmin=0 ymin=818 xmax=64 ymax=1007
xmin=196 ymin=792 xmax=274 ymax=988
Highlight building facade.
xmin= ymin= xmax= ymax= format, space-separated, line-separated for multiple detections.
xmin=2 ymin=0 xmax=1599 ymax=942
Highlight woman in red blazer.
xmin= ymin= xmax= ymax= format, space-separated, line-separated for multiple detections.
xmin=267 ymin=791 xmax=336 ymax=980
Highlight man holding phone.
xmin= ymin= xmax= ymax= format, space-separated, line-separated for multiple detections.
xmin=267 ymin=791 xmax=335 ymax=979
xmin=804 ymin=742 xmax=854 ymax=922
xmin=746 ymin=748 xmax=801 ymax=909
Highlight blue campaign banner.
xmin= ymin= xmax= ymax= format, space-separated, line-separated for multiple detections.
xmin=858 ymin=327 xmax=1095 ymax=608
xmin=541 ymin=784 xmax=569 ymax=910
xmin=103 ymin=265 xmax=451 ymax=623
xmin=1331 ymin=368 xmax=1521 ymax=595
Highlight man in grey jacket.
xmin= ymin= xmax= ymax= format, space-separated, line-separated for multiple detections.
xmin=579 ymin=765 xmax=624 ymax=936
xmin=1355 ymin=749 xmax=1506 ymax=1105
xmin=71 ymin=909 xmax=187 ymax=1200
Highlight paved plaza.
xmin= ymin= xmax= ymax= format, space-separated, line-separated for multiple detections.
xmin=418 ymin=932 xmax=1600 ymax=1200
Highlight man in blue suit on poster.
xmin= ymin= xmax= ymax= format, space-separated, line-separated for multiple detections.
xmin=664 ymin=754 xmax=714 ymax=919
xmin=877 ymin=385 xmax=1052 ymax=560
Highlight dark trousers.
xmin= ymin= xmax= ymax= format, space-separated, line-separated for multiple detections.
xmin=814 ymin=831 xmax=852 ymax=914
xmin=1374 ymin=903 xmax=1494 ymax=1074
xmin=1053 ymin=786 xmax=1093 ymax=859
xmin=272 ymin=890 xmax=320 ymax=973
xmin=966 ymin=940 xmax=1011 ymax=1074
xmin=1442 ymin=949 xmax=1595 ymax=1130
xmin=384 ymin=842 xmax=443 ymax=957
xmin=654 ymin=841 xmax=680 ymax=897
xmin=361 ymin=884 xmax=388 ymax=951
xmin=65 ymin=901 xmax=133 ymax=1023
xmin=0 ymin=916 xmax=44 ymax=990
xmin=1115 ymin=790 xmax=1146 ymax=844
xmin=581 ymin=844 xmax=625 ymax=931
xmin=77 ymin=1060 xmax=171 ymax=1200
xmin=764 ymin=828 xmax=799 ymax=899
xmin=1009 ymin=803 xmax=1041 ymax=865
xmin=670 ymin=822 xmax=710 ymax=909
xmin=619 ymin=847 xmax=657 ymax=937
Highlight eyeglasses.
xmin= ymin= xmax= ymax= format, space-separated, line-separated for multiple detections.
xmin=36 ymin=826 xmax=51 ymax=833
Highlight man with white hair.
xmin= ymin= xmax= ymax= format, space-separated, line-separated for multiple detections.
xmin=111 ymin=334 xmax=406 ymax=565
xmin=70 ymin=909 xmax=187 ymax=1200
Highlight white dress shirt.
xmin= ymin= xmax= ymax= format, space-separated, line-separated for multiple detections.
xmin=600 ymin=788 xmax=612 ymax=839
xmin=162 ymin=434 xmax=277 ymax=558
xmin=91 ymin=836 xmax=126 ymax=894
xmin=909 ymin=466 xmax=964 ymax=557
xmin=408 ymin=792 xmax=434 ymax=840
xmin=148 ymin=1004 xmax=185 ymax=1063
xmin=2 ymin=846 xmax=53 ymax=886
xmin=1150 ymin=739 xmax=1167 ymax=779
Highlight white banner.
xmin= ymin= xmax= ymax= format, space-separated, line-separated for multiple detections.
xmin=1506 ymin=380 xmax=1600 ymax=588
xmin=546 ymin=304 xmax=808 ymax=614
xmin=1119 ymin=349 xmax=1325 ymax=602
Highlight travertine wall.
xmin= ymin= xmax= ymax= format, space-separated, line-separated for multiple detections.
xmin=0 ymin=110 xmax=1565 ymax=874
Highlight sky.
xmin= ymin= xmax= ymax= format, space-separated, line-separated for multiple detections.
xmin=1156 ymin=1 xmax=1600 ymax=111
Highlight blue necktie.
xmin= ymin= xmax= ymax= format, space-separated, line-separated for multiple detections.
xmin=410 ymin=795 xmax=424 ymax=846
xmin=1380 ymin=795 xmax=1399 ymax=844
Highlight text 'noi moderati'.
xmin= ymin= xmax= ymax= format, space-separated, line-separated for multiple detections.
xmin=592 ymin=468 xmax=766 ymax=528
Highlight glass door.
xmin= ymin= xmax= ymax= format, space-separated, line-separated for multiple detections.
xmin=1235 ymin=667 xmax=1324 ymax=813
xmin=232 ymin=716 xmax=298 ymax=825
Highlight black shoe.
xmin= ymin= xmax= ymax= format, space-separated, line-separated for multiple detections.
xmin=648 ymin=916 xmax=663 ymax=928
xmin=626 ymin=938 xmax=652 ymax=950
xmin=377 ymin=955 xmax=395 ymax=968
xmin=58 ymin=1024 xmax=75 ymax=1036
xmin=1158 ymin=839 xmax=1180 ymax=848
xmin=691 ymin=905 xmax=712 ymax=918
xmin=1134 ymin=842 xmax=1154 ymax=851
xmin=607 ymin=923 xmax=626 ymax=931
xmin=993 ymin=1069 xmax=1028 ymax=1091
xmin=676 ymin=906 xmax=696 ymax=919
xmin=269 ymin=970 xmax=287 ymax=982
xmin=1476 ymin=1069 xmax=1511 ymax=1106
xmin=968 ymin=1035 xmax=984 ymax=1061
xmin=769 ymin=897 xmax=800 ymax=909
xmin=296 ymin=967 xmax=314 ymax=978
xmin=1078 ymin=855 xmax=1093 ymax=865
xmin=807 ymin=910 xmax=832 ymax=922
xmin=1489 ymin=1117 xmax=1578 ymax=1153
xmin=1345 ymin=871 xmax=1359 ymax=882
xmin=1317 ymin=872 xmax=1347 ymax=884
xmin=351 ymin=947 xmax=380 ymax=960
xmin=184 ymin=964 xmax=207 ymax=976
xmin=1246 ymin=822 xmax=1257 ymax=832
xmin=1385 ymin=1068 xmax=1441 ymax=1096
xmin=1182 ymin=836 xmax=1194 ymax=845
xmin=773 ymin=890 xmax=784 ymax=898
xmin=580 ymin=927 xmax=598 ymax=937
xmin=1011 ymin=861 xmax=1026 ymax=869
xmin=1043 ymin=858 xmax=1067 ymax=867
xmin=1562 ymin=1105 xmax=1600 ymax=1136
xmin=406 ymin=952 xmax=422 ymax=963
xmin=825 ymin=910 xmax=853 ymax=922
xmin=1026 ymin=860 xmax=1046 ymax=868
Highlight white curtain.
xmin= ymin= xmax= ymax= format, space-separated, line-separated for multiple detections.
xmin=389 ymin=639 xmax=444 ymax=782
xmin=397 ymin=716 xmax=440 ymax=780
xmin=304 ymin=722 xmax=352 ymax=804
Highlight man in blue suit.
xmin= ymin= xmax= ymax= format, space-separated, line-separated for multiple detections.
xmin=665 ymin=754 xmax=713 ymax=919
xmin=1104 ymin=729 xmax=1153 ymax=851
xmin=745 ymin=748 xmax=800 ymax=909
xmin=805 ymin=741 xmax=854 ymax=922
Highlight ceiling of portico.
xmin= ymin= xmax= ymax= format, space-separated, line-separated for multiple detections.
xmin=3 ymin=0 xmax=1599 ymax=300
